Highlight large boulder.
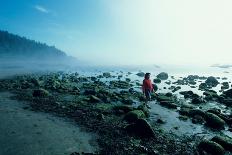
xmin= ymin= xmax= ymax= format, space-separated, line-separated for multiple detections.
xmin=205 ymin=112 xmax=225 ymax=129
xmin=123 ymin=110 xmax=145 ymax=122
xmin=211 ymin=135 xmax=232 ymax=151
xmin=33 ymin=89 xmax=49 ymax=97
xmin=125 ymin=118 xmax=155 ymax=138
xmin=198 ymin=140 xmax=225 ymax=155
xmin=205 ymin=76 xmax=219 ymax=87
xmin=156 ymin=72 xmax=168 ymax=80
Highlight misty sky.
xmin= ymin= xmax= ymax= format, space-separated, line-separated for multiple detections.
xmin=1 ymin=0 xmax=232 ymax=66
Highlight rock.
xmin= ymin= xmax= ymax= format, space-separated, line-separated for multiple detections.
xmin=156 ymin=72 xmax=168 ymax=80
xmin=122 ymin=99 xmax=134 ymax=105
xmin=89 ymin=95 xmax=101 ymax=103
xmin=136 ymin=72 xmax=145 ymax=77
xmin=152 ymin=84 xmax=158 ymax=92
xmin=178 ymin=115 xmax=188 ymax=121
xmin=110 ymin=80 xmax=130 ymax=89
xmin=199 ymin=83 xmax=208 ymax=90
xmin=198 ymin=140 xmax=225 ymax=155
xmin=165 ymin=81 xmax=171 ymax=85
xmin=179 ymin=90 xmax=193 ymax=97
xmin=205 ymin=76 xmax=219 ymax=87
xmin=207 ymin=108 xmax=221 ymax=115
xmin=156 ymin=95 xmax=174 ymax=102
xmin=220 ymin=98 xmax=232 ymax=107
xmin=189 ymin=109 xmax=206 ymax=118
xmin=179 ymin=107 xmax=191 ymax=116
xmin=157 ymin=118 xmax=166 ymax=124
xmin=90 ymin=76 xmax=97 ymax=81
xmin=221 ymin=82 xmax=229 ymax=90
xmin=211 ymin=135 xmax=232 ymax=151
xmin=30 ymin=78 xmax=40 ymax=87
xmin=191 ymin=97 xmax=205 ymax=104
xmin=125 ymin=78 xmax=131 ymax=82
xmin=165 ymin=92 xmax=173 ymax=97
xmin=205 ymin=112 xmax=225 ymax=129
xmin=124 ymin=110 xmax=146 ymax=122
xmin=138 ymin=95 xmax=146 ymax=102
xmin=159 ymin=101 xmax=177 ymax=109
xmin=84 ymin=89 xmax=97 ymax=95
xmin=192 ymin=115 xmax=205 ymax=124
xmin=103 ymin=72 xmax=111 ymax=78
xmin=125 ymin=118 xmax=155 ymax=138
xmin=188 ymin=81 xmax=196 ymax=85
xmin=203 ymin=90 xmax=219 ymax=101
xmin=223 ymin=89 xmax=232 ymax=97
xmin=113 ymin=105 xmax=133 ymax=114
xmin=172 ymin=86 xmax=181 ymax=92
xmin=153 ymin=78 xmax=161 ymax=84
xmin=137 ymin=105 xmax=150 ymax=117
xmin=128 ymin=88 xmax=135 ymax=93
xmin=33 ymin=89 xmax=49 ymax=97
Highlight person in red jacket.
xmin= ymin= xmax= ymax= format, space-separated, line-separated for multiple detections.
xmin=142 ymin=73 xmax=154 ymax=107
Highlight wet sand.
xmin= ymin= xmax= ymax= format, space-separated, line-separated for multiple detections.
xmin=0 ymin=92 xmax=97 ymax=155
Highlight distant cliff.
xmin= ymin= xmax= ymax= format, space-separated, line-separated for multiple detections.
xmin=0 ymin=30 xmax=75 ymax=64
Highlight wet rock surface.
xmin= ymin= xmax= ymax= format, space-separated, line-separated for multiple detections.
xmin=0 ymin=71 xmax=232 ymax=154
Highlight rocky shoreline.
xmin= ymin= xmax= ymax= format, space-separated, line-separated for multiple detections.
xmin=0 ymin=71 xmax=231 ymax=155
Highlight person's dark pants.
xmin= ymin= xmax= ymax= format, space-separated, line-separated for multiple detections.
xmin=145 ymin=89 xmax=151 ymax=101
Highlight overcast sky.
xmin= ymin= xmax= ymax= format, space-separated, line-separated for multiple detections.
xmin=1 ymin=0 xmax=232 ymax=66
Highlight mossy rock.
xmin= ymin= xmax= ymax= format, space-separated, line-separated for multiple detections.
xmin=205 ymin=112 xmax=225 ymax=129
xmin=123 ymin=110 xmax=145 ymax=122
xmin=125 ymin=118 xmax=155 ymax=138
xmin=113 ymin=105 xmax=134 ymax=114
xmin=137 ymin=105 xmax=150 ymax=117
xmin=153 ymin=78 xmax=161 ymax=84
xmin=211 ymin=135 xmax=232 ymax=151
xmin=152 ymin=84 xmax=158 ymax=92
xmin=198 ymin=140 xmax=225 ymax=155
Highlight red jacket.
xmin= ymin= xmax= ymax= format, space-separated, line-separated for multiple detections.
xmin=142 ymin=79 xmax=153 ymax=92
